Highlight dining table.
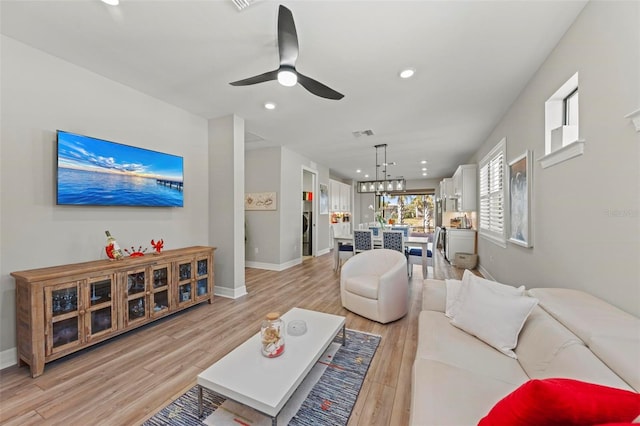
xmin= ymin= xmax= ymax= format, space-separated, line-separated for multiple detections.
xmin=333 ymin=234 xmax=432 ymax=278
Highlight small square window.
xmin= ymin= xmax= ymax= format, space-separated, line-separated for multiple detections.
xmin=563 ymin=88 xmax=579 ymax=126
xmin=541 ymin=72 xmax=585 ymax=169
xmin=544 ymin=72 xmax=579 ymax=154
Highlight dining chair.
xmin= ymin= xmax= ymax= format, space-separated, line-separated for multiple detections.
xmin=407 ymin=226 xmax=441 ymax=278
xmin=331 ymin=225 xmax=354 ymax=269
xmin=391 ymin=226 xmax=410 ymax=238
xmin=382 ymin=230 xmax=405 ymax=253
xmin=353 ymin=229 xmax=374 ymax=253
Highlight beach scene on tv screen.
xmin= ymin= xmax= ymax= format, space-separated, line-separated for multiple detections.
xmin=57 ymin=131 xmax=184 ymax=207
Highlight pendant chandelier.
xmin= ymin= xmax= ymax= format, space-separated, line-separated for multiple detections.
xmin=357 ymin=144 xmax=406 ymax=194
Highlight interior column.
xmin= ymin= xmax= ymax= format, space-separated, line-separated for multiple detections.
xmin=208 ymin=114 xmax=247 ymax=298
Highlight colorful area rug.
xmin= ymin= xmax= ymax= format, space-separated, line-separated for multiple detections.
xmin=143 ymin=329 xmax=380 ymax=426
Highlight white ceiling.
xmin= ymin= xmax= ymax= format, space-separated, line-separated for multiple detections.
xmin=0 ymin=0 xmax=587 ymax=182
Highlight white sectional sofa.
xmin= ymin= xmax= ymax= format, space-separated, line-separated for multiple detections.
xmin=410 ymin=277 xmax=640 ymax=426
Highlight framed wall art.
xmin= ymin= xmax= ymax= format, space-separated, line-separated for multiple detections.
xmin=319 ymin=183 xmax=329 ymax=215
xmin=508 ymin=150 xmax=532 ymax=247
xmin=245 ymin=192 xmax=277 ymax=211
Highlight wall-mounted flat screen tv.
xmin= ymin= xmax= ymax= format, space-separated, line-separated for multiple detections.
xmin=57 ymin=130 xmax=184 ymax=207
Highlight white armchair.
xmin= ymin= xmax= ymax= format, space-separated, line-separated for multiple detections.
xmin=340 ymin=249 xmax=409 ymax=324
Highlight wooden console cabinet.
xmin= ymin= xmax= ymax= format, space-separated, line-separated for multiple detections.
xmin=11 ymin=246 xmax=215 ymax=377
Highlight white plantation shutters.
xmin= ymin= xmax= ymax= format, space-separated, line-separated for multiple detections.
xmin=479 ymin=138 xmax=506 ymax=245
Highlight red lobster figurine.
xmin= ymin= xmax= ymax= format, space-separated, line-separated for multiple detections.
xmin=151 ymin=239 xmax=164 ymax=254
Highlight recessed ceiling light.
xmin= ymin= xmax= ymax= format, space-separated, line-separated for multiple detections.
xmin=399 ymin=68 xmax=415 ymax=79
xmin=364 ymin=174 xmax=369 ymax=178
xmin=264 ymin=102 xmax=276 ymax=110
xmin=356 ymin=169 xmax=361 ymax=173
xmin=101 ymin=0 xmax=119 ymax=5
xmin=422 ymin=167 xmax=427 ymax=171
xmin=420 ymin=160 xmax=427 ymax=164
xmin=422 ymin=172 xmax=428 ymax=176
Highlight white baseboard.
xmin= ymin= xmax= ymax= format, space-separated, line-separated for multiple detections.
xmin=478 ymin=264 xmax=495 ymax=281
xmin=0 ymin=347 xmax=17 ymax=370
xmin=317 ymin=248 xmax=330 ymax=256
xmin=214 ymin=285 xmax=248 ymax=299
xmin=245 ymin=257 xmax=302 ymax=271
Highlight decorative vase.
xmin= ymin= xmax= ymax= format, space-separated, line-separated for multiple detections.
xmin=260 ymin=312 xmax=285 ymax=358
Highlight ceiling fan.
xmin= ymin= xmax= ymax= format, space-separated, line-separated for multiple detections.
xmin=229 ymin=5 xmax=344 ymax=100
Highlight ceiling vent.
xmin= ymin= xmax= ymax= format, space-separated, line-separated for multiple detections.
xmin=352 ymin=129 xmax=375 ymax=138
xmin=230 ymin=0 xmax=261 ymax=11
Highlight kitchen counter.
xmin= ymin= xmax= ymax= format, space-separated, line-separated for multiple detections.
xmin=445 ymin=228 xmax=477 ymax=265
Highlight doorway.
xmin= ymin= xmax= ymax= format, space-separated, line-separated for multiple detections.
xmin=302 ymin=167 xmax=317 ymax=259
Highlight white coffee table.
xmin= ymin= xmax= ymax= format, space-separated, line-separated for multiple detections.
xmin=197 ymin=307 xmax=346 ymax=425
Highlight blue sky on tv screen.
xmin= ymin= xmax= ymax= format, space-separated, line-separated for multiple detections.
xmin=57 ymin=131 xmax=183 ymax=181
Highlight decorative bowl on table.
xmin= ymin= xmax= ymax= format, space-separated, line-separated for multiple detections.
xmin=287 ymin=320 xmax=307 ymax=336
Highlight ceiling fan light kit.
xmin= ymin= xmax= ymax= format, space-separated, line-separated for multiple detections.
xmin=229 ymin=5 xmax=344 ymax=100
xmin=277 ymin=68 xmax=297 ymax=87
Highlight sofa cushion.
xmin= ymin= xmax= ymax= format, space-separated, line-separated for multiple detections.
xmin=411 ymin=359 xmax=524 ymax=426
xmin=417 ymin=311 xmax=529 ymax=385
xmin=423 ymin=279 xmax=447 ymax=312
xmin=527 ymin=342 xmax=635 ymax=391
xmin=528 ymin=288 xmax=638 ymax=344
xmin=447 ymin=270 xmax=525 ymax=319
xmin=478 ymin=378 xmax=640 ymax=426
xmin=590 ymin=335 xmax=640 ymax=391
xmin=516 ymin=305 xmax=584 ymax=374
xmin=529 ymin=288 xmax=640 ymax=391
xmin=450 ymin=280 xmax=538 ymax=358
xmin=344 ymin=275 xmax=379 ymax=299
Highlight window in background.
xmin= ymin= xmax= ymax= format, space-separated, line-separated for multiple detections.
xmin=479 ymin=138 xmax=506 ymax=247
xmin=541 ymin=72 xmax=584 ymax=168
xmin=380 ymin=193 xmax=435 ymax=233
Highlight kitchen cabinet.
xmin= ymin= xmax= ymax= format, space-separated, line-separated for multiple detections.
xmin=445 ymin=229 xmax=476 ymax=265
xmin=440 ymin=178 xmax=456 ymax=211
xmin=11 ymin=246 xmax=215 ymax=377
xmin=330 ymin=179 xmax=351 ymax=212
xmin=452 ymin=164 xmax=477 ymax=212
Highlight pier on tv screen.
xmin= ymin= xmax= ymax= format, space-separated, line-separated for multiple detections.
xmin=56 ymin=130 xmax=184 ymax=207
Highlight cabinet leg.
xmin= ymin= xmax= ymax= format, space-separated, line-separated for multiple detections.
xmin=30 ymin=361 xmax=45 ymax=378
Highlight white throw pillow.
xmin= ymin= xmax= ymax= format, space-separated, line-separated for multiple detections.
xmin=447 ymin=270 xmax=525 ymax=319
xmin=444 ymin=279 xmax=463 ymax=318
xmin=450 ymin=280 xmax=539 ymax=359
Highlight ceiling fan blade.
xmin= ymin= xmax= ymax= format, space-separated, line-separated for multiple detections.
xmin=297 ymin=72 xmax=344 ymax=100
xmin=277 ymin=5 xmax=298 ymax=67
xmin=229 ymin=69 xmax=279 ymax=86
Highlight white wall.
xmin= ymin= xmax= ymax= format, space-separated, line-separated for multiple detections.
xmin=245 ymin=147 xmax=282 ymax=265
xmin=0 ymin=36 xmax=209 ymax=353
xmin=472 ymin=1 xmax=640 ymax=315
xmin=244 ymin=146 xmax=331 ymax=270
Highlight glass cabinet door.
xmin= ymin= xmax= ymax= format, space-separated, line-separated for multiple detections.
xmin=45 ymin=281 xmax=82 ymax=355
xmin=86 ymin=275 xmax=116 ymax=340
xmin=150 ymin=264 xmax=170 ymax=317
xmin=125 ymin=268 xmax=148 ymax=325
xmin=195 ymin=256 xmax=211 ymax=300
xmin=177 ymin=259 xmax=194 ymax=305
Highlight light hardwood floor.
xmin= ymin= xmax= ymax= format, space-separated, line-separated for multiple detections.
xmin=0 ymin=249 xmax=470 ymax=426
